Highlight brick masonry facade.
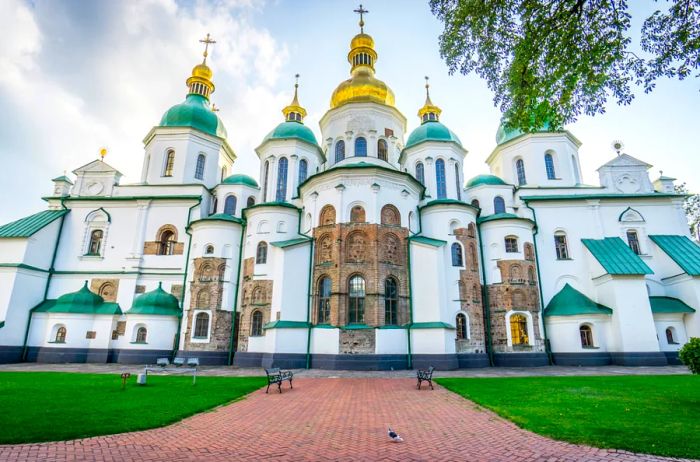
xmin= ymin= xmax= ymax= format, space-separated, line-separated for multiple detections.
xmin=236 ymin=257 xmax=273 ymax=353
xmin=454 ymin=226 xmax=485 ymax=353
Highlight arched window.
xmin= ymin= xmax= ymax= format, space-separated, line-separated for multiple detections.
xmin=510 ymin=265 xmax=522 ymax=281
xmin=136 ymin=327 xmax=147 ymax=343
xmin=467 ymin=223 xmax=476 ymax=238
xmin=350 ymin=205 xmax=365 ymax=223
xmin=580 ymin=325 xmax=594 ymax=348
xmin=55 ymin=326 xmax=67 ymax=343
xmin=335 ymin=140 xmax=345 ymax=163
xmin=380 ymin=205 xmax=400 ymax=225
xmin=516 ymin=159 xmax=527 ymax=185
xmin=320 ymin=205 xmax=336 ymax=225
xmin=348 ymin=275 xmax=366 ymax=324
xmin=158 ymin=230 xmax=176 ymax=255
xmin=247 ymin=196 xmax=256 ymax=208
xmin=88 ymin=229 xmax=103 ymax=255
xmin=572 ymin=155 xmax=580 ymax=184
xmin=627 ymin=230 xmax=641 ymax=255
xmin=384 ymin=277 xmax=398 ymax=325
xmin=524 ymin=243 xmax=534 ymax=261
xmin=554 ymin=232 xmax=569 ymax=260
xmin=262 ymin=160 xmax=269 ymax=202
xmin=454 ymin=164 xmax=462 ymax=200
xmin=276 ymin=157 xmax=288 ymax=202
xmin=98 ymin=282 xmax=115 ymax=300
xmin=545 ymin=153 xmax=556 ymax=179
xmin=205 ymin=244 xmax=214 ymax=255
xmin=451 ymin=243 xmax=464 ymax=267
xmin=469 ymin=243 xmax=478 ymax=271
xmin=251 ymin=311 xmax=263 ymax=336
xmin=317 ymin=277 xmax=332 ymax=324
xmin=456 ymin=313 xmax=467 ymax=340
xmin=195 ymin=154 xmax=206 ymax=180
xmin=665 ymin=327 xmax=678 ymax=344
xmin=355 ymin=137 xmax=367 ymax=157
xmin=256 ymin=241 xmax=268 ymax=264
xmin=471 ymin=199 xmax=480 ymax=208
xmin=377 ymin=139 xmax=388 ymax=161
xmin=298 ymin=159 xmax=308 ymax=184
xmin=494 ymin=196 xmax=506 ymax=214
xmin=217 ymin=264 xmax=226 ymax=281
xmin=224 ymin=195 xmax=237 ymax=215
xmin=163 ymin=150 xmax=175 ymax=177
xmin=415 ymin=162 xmax=425 ymax=186
xmin=435 ymin=159 xmax=447 ymax=199
xmin=528 ymin=267 xmax=535 ymax=284
xmin=196 ymin=290 xmax=210 ymax=308
xmin=505 ymin=236 xmax=519 ymax=253
xmin=194 ymin=312 xmax=209 ymax=338
xmin=510 ymin=314 xmax=529 ymax=345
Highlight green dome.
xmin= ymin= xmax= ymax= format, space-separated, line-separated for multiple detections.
xmin=263 ymin=121 xmax=318 ymax=147
xmin=466 ymin=174 xmax=508 ymax=188
xmin=129 ymin=282 xmax=181 ymax=316
xmin=222 ymin=174 xmax=259 ymax=187
xmin=495 ymin=120 xmax=552 ymax=145
xmin=159 ymin=94 xmax=227 ymax=138
xmin=405 ymin=121 xmax=462 ymax=150
xmin=55 ymin=281 xmax=104 ymax=311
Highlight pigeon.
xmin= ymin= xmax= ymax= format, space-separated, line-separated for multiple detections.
xmin=388 ymin=427 xmax=403 ymax=442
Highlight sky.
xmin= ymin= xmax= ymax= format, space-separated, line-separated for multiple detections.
xmin=0 ymin=0 xmax=698 ymax=224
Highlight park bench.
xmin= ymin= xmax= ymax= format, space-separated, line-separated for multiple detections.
xmin=144 ymin=357 xmax=200 ymax=384
xmin=264 ymin=367 xmax=294 ymax=394
xmin=417 ymin=366 xmax=435 ymax=390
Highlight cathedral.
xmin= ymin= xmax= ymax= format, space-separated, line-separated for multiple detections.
xmin=0 ymin=16 xmax=698 ymax=370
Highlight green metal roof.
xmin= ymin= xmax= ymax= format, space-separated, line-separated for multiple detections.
xmin=466 ymin=174 xmax=508 ymax=188
xmin=581 ymin=237 xmax=654 ymax=275
xmin=409 ymin=235 xmax=447 ymax=247
xmin=649 ymin=296 xmax=696 ymax=314
xmin=0 ymin=209 xmax=69 ymax=238
xmin=405 ymin=121 xmax=462 ymax=150
xmin=33 ymin=282 xmax=122 ymax=315
xmin=128 ymin=282 xmax=181 ymax=316
xmin=262 ymin=121 xmax=319 ymax=147
xmin=420 ymin=198 xmax=477 ymax=211
xmin=159 ymin=94 xmax=227 ymax=138
xmin=649 ymin=235 xmax=700 ymax=276
xmin=496 ymin=120 xmax=553 ymax=145
xmin=477 ymin=213 xmax=534 ymax=225
xmin=520 ymin=193 xmax=684 ymax=202
xmin=263 ymin=320 xmax=310 ymax=329
xmin=544 ymin=283 xmax=613 ymax=317
xmin=221 ymin=174 xmax=258 ymax=188
xmin=52 ymin=175 xmax=73 ymax=184
xmin=190 ymin=213 xmax=244 ymax=227
xmin=270 ymin=237 xmax=312 ymax=248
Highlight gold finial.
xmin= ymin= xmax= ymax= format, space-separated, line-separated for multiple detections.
xmin=282 ymin=73 xmax=306 ymax=122
xmin=199 ymin=33 xmax=216 ymax=65
xmin=99 ymin=147 xmax=107 ymax=161
xmin=354 ymin=4 xmax=369 ymax=33
xmin=418 ymin=76 xmax=442 ymax=123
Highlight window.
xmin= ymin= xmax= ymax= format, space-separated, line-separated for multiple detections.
xmin=158 ymin=230 xmax=176 ymax=255
xmin=262 ymin=160 xmax=269 ymax=202
xmin=320 ymin=205 xmax=336 ymax=225
xmin=247 ymin=196 xmax=256 ymax=207
xmin=350 ymin=205 xmax=365 ymax=223
xmin=415 ymin=162 xmax=425 ymax=185
xmin=505 ymin=236 xmax=519 ymax=253
xmin=224 ymin=195 xmax=237 ymax=215
xmin=136 ymin=327 xmax=147 ymax=343
xmin=467 ymin=223 xmax=476 ymax=238
xmin=510 ymin=314 xmax=529 ymax=345
xmin=435 ymin=159 xmax=447 ymax=199
xmin=251 ymin=311 xmax=263 ymax=336
xmin=524 ymin=243 xmax=534 ymax=261
xmin=378 ymin=139 xmax=388 ymax=161
xmin=276 ymin=157 xmax=288 ymax=202
xmin=451 ymin=243 xmax=464 ymax=267
xmin=298 ymin=159 xmax=308 ymax=184
xmin=348 ymin=275 xmax=366 ymax=324
xmin=580 ymin=325 xmax=594 ymax=348
xmin=335 ymin=140 xmax=345 ymax=163
xmin=205 ymin=245 xmax=214 ymax=255
xmin=55 ymin=326 xmax=67 ymax=343
xmin=88 ymin=229 xmax=103 ymax=255
xmin=494 ymin=196 xmax=505 ymax=214
xmin=194 ymin=312 xmax=209 ymax=338
xmin=456 ymin=313 xmax=467 ymax=340
xmin=355 ymin=137 xmax=367 ymax=157
xmin=380 ymin=205 xmax=400 ymax=225
xmin=627 ymin=230 xmax=641 ymax=255
xmin=528 ymin=267 xmax=535 ymax=284
xmin=195 ymin=154 xmax=206 ymax=180
xmin=554 ymin=233 xmax=569 ymax=260
xmin=516 ymin=159 xmax=526 ymax=185
xmin=666 ymin=327 xmax=678 ymax=344
xmin=384 ymin=277 xmax=398 ymax=325
xmin=471 ymin=199 xmax=480 ymax=208
xmin=256 ymin=241 xmax=268 ymax=264
xmin=163 ymin=150 xmax=175 ymax=177
xmin=545 ymin=153 xmax=556 ymax=179
xmin=317 ymin=277 xmax=331 ymax=324
xmin=454 ymin=164 xmax=462 ymax=200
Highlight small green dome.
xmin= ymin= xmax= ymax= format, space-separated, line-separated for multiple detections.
xmin=495 ymin=120 xmax=552 ymax=145
xmin=405 ymin=121 xmax=462 ymax=150
xmin=263 ymin=121 xmax=318 ymax=147
xmin=222 ymin=174 xmax=259 ymax=187
xmin=159 ymin=94 xmax=227 ymax=138
xmin=129 ymin=282 xmax=181 ymax=316
xmin=466 ymin=174 xmax=508 ymax=188
xmin=55 ymin=281 xmax=104 ymax=311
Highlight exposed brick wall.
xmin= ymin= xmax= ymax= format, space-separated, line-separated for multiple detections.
xmin=454 ymin=227 xmax=485 ymax=353
xmin=339 ymin=329 xmax=375 ymax=354
xmin=236 ymin=257 xmax=273 ymax=353
xmin=143 ymin=241 xmax=184 ymax=255
xmin=90 ymin=278 xmax=119 ymax=302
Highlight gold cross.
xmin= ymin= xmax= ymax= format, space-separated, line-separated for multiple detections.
xmin=199 ymin=33 xmax=216 ymax=64
xmin=353 ymin=4 xmax=369 ymax=32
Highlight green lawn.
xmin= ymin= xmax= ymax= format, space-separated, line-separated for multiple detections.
xmin=0 ymin=372 xmax=265 ymax=444
xmin=436 ymin=375 xmax=700 ymax=459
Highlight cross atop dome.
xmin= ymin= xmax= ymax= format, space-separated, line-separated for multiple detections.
xmin=282 ymin=73 xmax=307 ymax=123
xmin=186 ymin=34 xmax=216 ymax=99
xmin=354 ymin=4 xmax=369 ymax=33
xmin=199 ymin=33 xmax=216 ymax=65
xmin=418 ymin=76 xmax=442 ymax=123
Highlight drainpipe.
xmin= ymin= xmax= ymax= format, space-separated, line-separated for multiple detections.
xmin=227 ymin=220 xmax=247 ymax=365
xmin=172 ymin=197 xmax=202 ymax=360
xmin=405 ymin=206 xmax=423 ymax=370
xmin=475 ymin=210 xmax=495 ymax=367
xmin=21 ymin=198 xmax=69 ymax=361
xmin=522 ymin=200 xmax=553 ymax=365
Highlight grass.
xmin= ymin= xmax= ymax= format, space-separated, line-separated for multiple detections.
xmin=0 ymin=372 xmax=265 ymax=444
xmin=436 ymin=375 xmax=700 ymax=459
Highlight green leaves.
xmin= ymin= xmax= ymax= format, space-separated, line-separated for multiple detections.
xmin=679 ymin=337 xmax=700 ymax=374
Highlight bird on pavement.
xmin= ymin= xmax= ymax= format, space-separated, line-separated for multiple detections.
xmin=388 ymin=427 xmax=403 ymax=442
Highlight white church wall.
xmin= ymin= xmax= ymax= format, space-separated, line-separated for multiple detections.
xmin=375 ymin=328 xmax=407 ymax=354
xmin=269 ymin=328 xmax=307 ymax=354
xmin=271 ymin=244 xmax=311 ymax=322
xmin=310 ymin=328 xmax=339 ymax=354
xmin=479 ymin=220 xmax=534 ymax=284
xmin=410 ymin=242 xmax=444 ymax=323
xmin=411 ymin=329 xmax=455 ymax=354
xmin=653 ymin=313 xmax=687 ymax=352
xmin=546 ymin=315 xmax=611 ymax=353
xmin=117 ymin=315 xmax=178 ymax=350
xmin=0 ymin=270 xmax=49 ymax=345
xmin=29 ymin=313 xmax=115 ymax=350
xmin=663 ymin=277 xmax=700 ymax=338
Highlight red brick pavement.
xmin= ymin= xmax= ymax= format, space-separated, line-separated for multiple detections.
xmin=0 ymin=378 xmax=691 ymax=462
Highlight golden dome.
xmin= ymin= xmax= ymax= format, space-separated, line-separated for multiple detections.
xmin=350 ymin=33 xmax=374 ymax=50
xmin=191 ymin=63 xmax=212 ymax=80
xmin=185 ymin=34 xmax=216 ymax=99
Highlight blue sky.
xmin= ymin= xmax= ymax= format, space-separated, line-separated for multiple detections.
xmin=0 ymin=0 xmax=697 ymax=224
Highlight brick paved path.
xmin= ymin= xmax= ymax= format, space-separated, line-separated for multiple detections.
xmin=0 ymin=378 xmax=691 ymax=462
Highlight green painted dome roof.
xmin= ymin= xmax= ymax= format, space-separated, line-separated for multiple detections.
xmin=222 ymin=173 xmax=259 ymax=187
xmin=159 ymin=94 xmax=227 ymax=138
xmin=495 ymin=120 xmax=552 ymax=145
xmin=466 ymin=174 xmax=507 ymax=188
xmin=405 ymin=121 xmax=462 ymax=150
xmin=55 ymin=281 xmax=104 ymax=310
xmin=263 ymin=121 xmax=318 ymax=147
xmin=129 ymin=282 xmax=181 ymax=316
